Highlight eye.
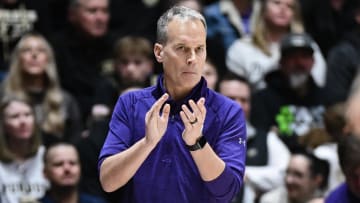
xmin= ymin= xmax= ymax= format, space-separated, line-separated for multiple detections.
xmin=196 ymin=46 xmax=204 ymax=53
xmin=176 ymin=46 xmax=185 ymax=51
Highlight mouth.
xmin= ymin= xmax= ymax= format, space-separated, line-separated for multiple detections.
xmin=182 ymin=71 xmax=197 ymax=75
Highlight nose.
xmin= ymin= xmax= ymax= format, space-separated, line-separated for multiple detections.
xmin=187 ymin=50 xmax=196 ymax=65
xmin=19 ymin=115 xmax=29 ymax=125
xmin=96 ymin=10 xmax=109 ymax=22
xmin=285 ymin=173 xmax=295 ymax=184
xmin=31 ymin=50 xmax=38 ymax=59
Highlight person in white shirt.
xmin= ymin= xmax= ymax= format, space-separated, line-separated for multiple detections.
xmin=0 ymin=95 xmax=49 ymax=203
xmin=226 ymin=0 xmax=326 ymax=91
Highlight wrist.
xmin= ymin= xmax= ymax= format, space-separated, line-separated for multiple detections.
xmin=186 ymin=135 xmax=207 ymax=151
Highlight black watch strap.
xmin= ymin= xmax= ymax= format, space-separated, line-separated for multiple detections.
xmin=186 ymin=136 xmax=207 ymax=151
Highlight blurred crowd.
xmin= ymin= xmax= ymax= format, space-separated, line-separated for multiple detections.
xmin=1 ymin=0 xmax=360 ymax=202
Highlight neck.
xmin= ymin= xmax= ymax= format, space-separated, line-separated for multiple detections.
xmin=48 ymin=186 xmax=79 ymax=203
xmin=23 ymin=74 xmax=45 ymax=91
xmin=8 ymin=138 xmax=31 ymax=160
xmin=266 ymin=24 xmax=289 ymax=43
xmin=163 ymin=78 xmax=193 ymax=101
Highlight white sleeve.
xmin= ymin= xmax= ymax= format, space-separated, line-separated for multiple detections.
xmin=246 ymin=131 xmax=290 ymax=192
xmin=310 ymin=42 xmax=327 ymax=87
xmin=226 ymin=39 xmax=248 ymax=76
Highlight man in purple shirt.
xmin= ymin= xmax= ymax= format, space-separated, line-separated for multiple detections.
xmin=98 ymin=6 xmax=246 ymax=203
xmin=325 ymin=135 xmax=360 ymax=203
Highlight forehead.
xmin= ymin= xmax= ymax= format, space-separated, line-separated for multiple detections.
xmin=21 ymin=37 xmax=45 ymax=48
xmin=220 ymin=80 xmax=250 ymax=94
xmin=47 ymin=145 xmax=78 ymax=161
xmin=288 ymin=155 xmax=310 ymax=172
xmin=166 ymin=17 xmax=206 ymax=45
xmin=4 ymin=101 xmax=31 ymax=115
xmin=267 ymin=0 xmax=294 ymax=5
xmin=78 ymin=0 xmax=108 ymax=7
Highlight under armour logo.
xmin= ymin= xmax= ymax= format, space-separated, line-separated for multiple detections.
xmin=238 ymin=138 xmax=246 ymax=146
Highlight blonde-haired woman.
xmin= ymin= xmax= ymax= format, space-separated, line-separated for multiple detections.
xmin=226 ymin=0 xmax=326 ymax=91
xmin=0 ymin=95 xmax=49 ymax=203
xmin=1 ymin=32 xmax=82 ymax=146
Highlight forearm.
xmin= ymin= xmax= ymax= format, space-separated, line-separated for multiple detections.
xmin=99 ymin=137 xmax=156 ymax=192
xmin=191 ymin=143 xmax=225 ymax=181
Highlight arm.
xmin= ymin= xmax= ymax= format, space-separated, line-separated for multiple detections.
xmin=180 ymin=98 xmax=225 ymax=181
xmin=180 ymin=98 xmax=246 ymax=201
xmin=99 ymin=93 xmax=170 ymax=192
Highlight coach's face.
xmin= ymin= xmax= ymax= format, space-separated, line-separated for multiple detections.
xmin=154 ymin=17 xmax=206 ymax=92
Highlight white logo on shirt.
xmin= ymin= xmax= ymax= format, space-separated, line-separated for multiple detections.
xmin=238 ymin=138 xmax=246 ymax=146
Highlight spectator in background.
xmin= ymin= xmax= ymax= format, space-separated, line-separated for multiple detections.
xmin=0 ymin=95 xmax=49 ymax=203
xmin=0 ymin=0 xmax=53 ymax=76
xmin=226 ymin=0 xmax=326 ymax=91
xmin=108 ymin=0 xmax=163 ymax=43
xmin=260 ymin=150 xmax=329 ymax=203
xmin=91 ymin=36 xmax=154 ymax=120
xmin=324 ymin=0 xmax=360 ymax=105
xmin=40 ymin=142 xmax=106 ymax=203
xmin=312 ymin=103 xmax=346 ymax=194
xmin=300 ymin=0 xmax=355 ymax=57
xmin=325 ymin=135 xmax=360 ymax=203
xmin=1 ymin=32 xmax=82 ymax=146
xmin=218 ymin=72 xmax=290 ymax=203
xmin=202 ymin=58 xmax=218 ymax=90
xmin=344 ymin=75 xmax=360 ymax=136
xmin=250 ymin=33 xmax=329 ymax=150
xmin=50 ymin=0 xmax=114 ymax=123
xmin=203 ymin=0 xmax=261 ymax=76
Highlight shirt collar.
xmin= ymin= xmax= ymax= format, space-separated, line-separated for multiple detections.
xmin=152 ymin=74 xmax=208 ymax=115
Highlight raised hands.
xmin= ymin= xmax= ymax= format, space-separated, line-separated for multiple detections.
xmin=180 ymin=97 xmax=207 ymax=145
xmin=145 ymin=93 xmax=171 ymax=146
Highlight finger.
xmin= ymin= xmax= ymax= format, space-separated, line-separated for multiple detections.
xmin=181 ymin=104 xmax=194 ymax=121
xmin=189 ymin=99 xmax=200 ymax=118
xmin=161 ymin=103 xmax=170 ymax=121
xmin=197 ymin=97 xmax=206 ymax=117
xmin=180 ymin=111 xmax=191 ymax=127
xmin=150 ymin=93 xmax=169 ymax=118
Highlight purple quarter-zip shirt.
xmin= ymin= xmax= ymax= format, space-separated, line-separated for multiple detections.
xmin=98 ymin=75 xmax=246 ymax=203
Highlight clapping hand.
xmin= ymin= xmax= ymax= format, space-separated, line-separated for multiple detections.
xmin=145 ymin=93 xmax=171 ymax=146
xmin=180 ymin=98 xmax=207 ymax=145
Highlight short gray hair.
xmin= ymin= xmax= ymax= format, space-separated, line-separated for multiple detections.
xmin=156 ymin=6 xmax=207 ymax=44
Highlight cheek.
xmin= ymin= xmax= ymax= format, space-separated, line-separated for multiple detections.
xmin=4 ymin=123 xmax=16 ymax=135
xmin=39 ymin=54 xmax=49 ymax=63
xmin=19 ymin=54 xmax=30 ymax=65
xmin=286 ymin=10 xmax=294 ymax=21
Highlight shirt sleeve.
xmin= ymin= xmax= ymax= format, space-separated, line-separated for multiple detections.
xmin=97 ymin=96 xmax=133 ymax=171
xmin=204 ymin=103 xmax=246 ymax=201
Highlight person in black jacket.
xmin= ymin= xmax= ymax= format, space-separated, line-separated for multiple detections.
xmin=250 ymin=33 xmax=329 ymax=150
xmin=325 ymin=0 xmax=360 ymax=105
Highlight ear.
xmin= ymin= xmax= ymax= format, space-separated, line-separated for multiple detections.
xmin=154 ymin=43 xmax=164 ymax=63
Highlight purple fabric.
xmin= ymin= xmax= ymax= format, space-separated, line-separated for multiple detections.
xmin=325 ymin=183 xmax=360 ymax=203
xmin=98 ymin=75 xmax=246 ymax=202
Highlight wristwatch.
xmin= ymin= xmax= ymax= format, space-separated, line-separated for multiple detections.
xmin=186 ymin=136 xmax=207 ymax=151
